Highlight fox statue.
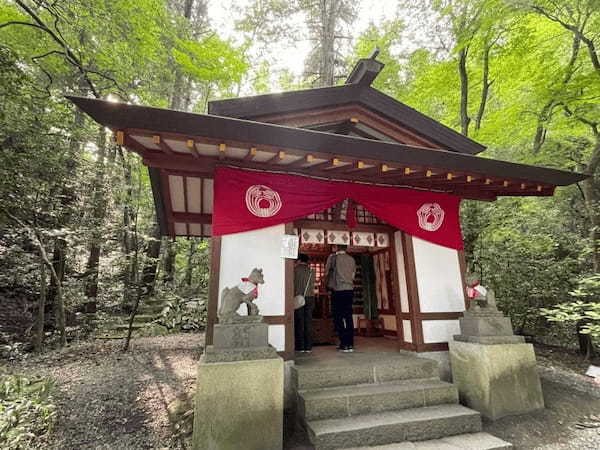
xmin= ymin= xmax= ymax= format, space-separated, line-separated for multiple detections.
xmin=218 ymin=268 xmax=265 ymax=324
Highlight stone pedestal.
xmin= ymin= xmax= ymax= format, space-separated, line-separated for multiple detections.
xmin=192 ymin=316 xmax=283 ymax=449
xmin=449 ymin=340 xmax=544 ymax=420
xmin=204 ymin=320 xmax=278 ymax=363
xmin=192 ymin=357 xmax=284 ymax=450
xmin=449 ymin=305 xmax=544 ymax=420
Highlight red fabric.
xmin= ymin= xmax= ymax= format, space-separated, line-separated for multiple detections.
xmin=212 ymin=167 xmax=463 ymax=250
xmin=466 ymin=281 xmax=479 ymax=299
xmin=241 ymin=277 xmax=258 ymax=297
xmin=346 ymin=200 xmax=357 ymax=229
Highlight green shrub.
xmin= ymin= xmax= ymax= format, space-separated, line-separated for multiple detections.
xmin=155 ymin=293 xmax=207 ymax=332
xmin=0 ymin=374 xmax=56 ymax=449
xmin=540 ymin=275 xmax=600 ymax=340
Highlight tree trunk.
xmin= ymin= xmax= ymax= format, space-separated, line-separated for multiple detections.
xmin=163 ymin=238 xmax=176 ymax=284
xmin=458 ymin=46 xmax=471 ymax=136
xmin=140 ymin=221 xmax=162 ymax=296
xmin=84 ymin=128 xmax=108 ymax=309
xmin=169 ymin=0 xmax=194 ymax=110
xmin=318 ymin=0 xmax=336 ymax=87
xmin=185 ymin=238 xmax=196 ymax=286
xmin=34 ymin=258 xmax=46 ymax=352
xmin=581 ymin=134 xmax=600 ymax=272
xmin=474 ymin=44 xmax=492 ymax=131
xmin=54 ymin=258 xmax=67 ymax=346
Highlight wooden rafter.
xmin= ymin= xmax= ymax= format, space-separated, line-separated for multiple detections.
xmin=308 ymin=158 xmax=342 ymax=171
xmin=244 ymin=147 xmax=258 ymax=161
xmin=265 ymin=150 xmax=285 ymax=164
xmin=186 ymin=139 xmax=201 ymax=159
xmin=285 ymin=154 xmax=314 ymax=168
xmin=154 ymin=135 xmax=175 ymax=155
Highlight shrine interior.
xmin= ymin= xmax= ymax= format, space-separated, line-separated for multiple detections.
xmin=296 ymin=200 xmax=400 ymax=349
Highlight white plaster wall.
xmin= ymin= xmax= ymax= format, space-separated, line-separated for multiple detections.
xmin=268 ymin=324 xmax=285 ymax=351
xmin=394 ymin=231 xmax=410 ymax=313
xmin=218 ymin=224 xmax=286 ymax=318
xmin=403 ymin=320 xmax=412 ymax=343
xmin=422 ymin=319 xmax=461 ymax=344
xmin=412 ymin=236 xmax=465 ymax=313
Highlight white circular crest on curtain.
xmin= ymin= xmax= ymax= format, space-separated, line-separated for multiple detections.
xmin=417 ymin=203 xmax=445 ymax=231
xmin=245 ymin=185 xmax=282 ymax=218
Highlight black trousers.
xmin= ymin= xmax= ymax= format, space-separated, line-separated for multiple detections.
xmin=332 ymin=290 xmax=354 ymax=347
xmin=294 ymin=296 xmax=314 ymax=351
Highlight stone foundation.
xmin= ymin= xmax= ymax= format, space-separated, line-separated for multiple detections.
xmin=449 ymin=340 xmax=544 ymax=420
xmin=192 ymin=356 xmax=284 ymax=450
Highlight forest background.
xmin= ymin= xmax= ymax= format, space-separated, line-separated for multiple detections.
xmin=0 ymin=0 xmax=599 ymax=356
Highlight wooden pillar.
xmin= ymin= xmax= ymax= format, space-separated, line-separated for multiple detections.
xmin=205 ymin=236 xmax=222 ymax=346
xmin=388 ymin=231 xmax=405 ymax=351
xmin=283 ymin=223 xmax=295 ymax=360
xmin=401 ymin=232 xmax=425 ymax=351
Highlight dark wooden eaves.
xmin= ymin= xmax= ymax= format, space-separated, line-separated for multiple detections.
xmin=68 ymin=96 xmax=586 ymax=187
xmin=208 ymin=84 xmax=486 ymax=155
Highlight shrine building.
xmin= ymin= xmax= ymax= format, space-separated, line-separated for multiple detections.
xmin=69 ymin=56 xmax=585 ymax=363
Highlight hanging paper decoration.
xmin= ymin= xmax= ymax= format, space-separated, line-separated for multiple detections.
xmin=375 ymin=233 xmax=390 ymax=247
xmin=300 ymin=229 xmax=325 ymax=244
xmin=351 ymin=232 xmax=375 ymax=247
xmin=326 ymin=230 xmax=350 ymax=245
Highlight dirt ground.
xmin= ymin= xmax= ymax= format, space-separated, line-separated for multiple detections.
xmin=6 ymin=334 xmax=600 ymax=450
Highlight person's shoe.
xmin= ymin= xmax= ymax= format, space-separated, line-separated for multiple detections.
xmin=341 ymin=346 xmax=353 ymax=353
xmin=304 ymin=349 xmax=312 ymax=353
xmin=347 ymin=346 xmax=355 ymax=352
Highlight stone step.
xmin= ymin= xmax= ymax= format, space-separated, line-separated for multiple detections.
xmin=132 ymin=314 xmax=157 ymax=323
xmin=138 ymin=306 xmax=164 ymax=314
xmin=299 ymin=379 xmax=458 ymax=421
xmin=343 ymin=432 xmax=512 ymax=449
xmin=293 ymin=357 xmax=438 ymax=391
xmin=306 ymin=404 xmax=481 ymax=450
xmin=113 ymin=322 xmax=146 ymax=331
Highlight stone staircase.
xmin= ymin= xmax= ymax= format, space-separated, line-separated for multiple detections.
xmin=97 ymin=298 xmax=166 ymax=337
xmin=292 ymin=352 xmax=511 ymax=450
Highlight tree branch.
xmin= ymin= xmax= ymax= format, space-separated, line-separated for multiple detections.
xmin=0 ymin=20 xmax=45 ymax=31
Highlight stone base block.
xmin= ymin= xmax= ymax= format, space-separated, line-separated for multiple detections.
xmin=449 ymin=340 xmax=544 ymax=420
xmin=192 ymin=357 xmax=284 ymax=450
xmin=203 ymin=344 xmax=279 ymax=363
xmin=213 ymin=322 xmax=269 ymax=349
xmin=453 ymin=335 xmax=525 ymax=345
xmin=459 ymin=311 xmax=514 ymax=337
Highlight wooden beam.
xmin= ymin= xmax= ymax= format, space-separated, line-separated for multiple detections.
xmin=294 ymin=219 xmax=394 ymax=234
xmin=115 ymin=130 xmax=124 ymax=146
xmin=142 ymin=152 xmax=553 ymax=200
xmin=354 ymin=163 xmax=395 ymax=177
xmin=171 ymin=212 xmax=212 ymax=224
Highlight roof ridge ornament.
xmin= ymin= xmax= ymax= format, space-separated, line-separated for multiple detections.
xmin=345 ymin=48 xmax=385 ymax=86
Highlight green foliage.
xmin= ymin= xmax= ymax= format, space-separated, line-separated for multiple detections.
xmin=172 ymin=35 xmax=247 ymax=88
xmin=541 ymin=275 xmax=600 ymax=339
xmin=154 ymin=291 xmax=207 ymax=332
xmin=0 ymin=374 xmax=56 ymax=449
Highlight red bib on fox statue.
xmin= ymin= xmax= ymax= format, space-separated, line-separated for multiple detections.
xmin=212 ymin=167 xmax=464 ymax=250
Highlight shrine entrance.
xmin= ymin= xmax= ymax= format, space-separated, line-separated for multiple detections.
xmin=295 ymin=200 xmax=403 ymax=352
